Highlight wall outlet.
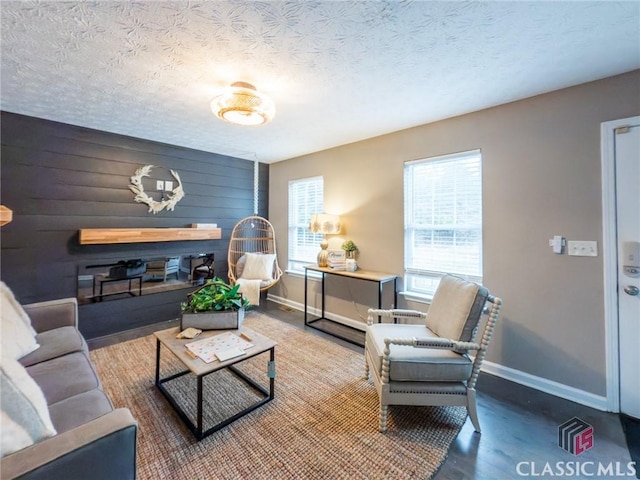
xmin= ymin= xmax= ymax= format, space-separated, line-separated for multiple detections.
xmin=549 ymin=235 xmax=565 ymax=254
xmin=165 ymin=181 xmax=173 ymax=191
xmin=568 ymin=240 xmax=598 ymax=257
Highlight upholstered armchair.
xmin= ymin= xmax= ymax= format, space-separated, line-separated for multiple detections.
xmin=364 ymin=274 xmax=502 ymax=433
xmin=145 ymin=256 xmax=180 ymax=281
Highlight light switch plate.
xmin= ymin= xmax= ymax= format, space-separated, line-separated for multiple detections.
xmin=156 ymin=180 xmax=164 ymax=191
xmin=165 ymin=181 xmax=173 ymax=191
xmin=568 ymin=241 xmax=598 ymax=257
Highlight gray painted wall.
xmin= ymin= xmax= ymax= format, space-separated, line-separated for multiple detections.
xmin=1 ymin=112 xmax=268 ymax=338
xmin=268 ymin=70 xmax=640 ymax=397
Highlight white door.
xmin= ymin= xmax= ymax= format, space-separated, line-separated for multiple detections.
xmin=616 ymin=122 xmax=640 ymax=418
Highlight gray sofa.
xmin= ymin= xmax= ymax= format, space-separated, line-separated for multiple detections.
xmin=1 ymin=297 xmax=137 ymax=480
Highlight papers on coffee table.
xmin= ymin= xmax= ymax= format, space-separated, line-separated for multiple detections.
xmin=185 ymin=331 xmax=254 ymax=363
xmin=215 ymin=347 xmax=246 ymax=362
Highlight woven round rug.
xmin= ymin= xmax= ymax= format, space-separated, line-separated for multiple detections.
xmin=90 ymin=311 xmax=467 ymax=480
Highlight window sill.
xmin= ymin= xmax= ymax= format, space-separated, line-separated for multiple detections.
xmin=400 ymin=291 xmax=433 ymax=305
xmin=285 ymin=269 xmax=322 ymax=280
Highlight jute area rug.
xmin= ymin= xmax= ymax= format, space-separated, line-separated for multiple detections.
xmin=90 ymin=312 xmax=467 ymax=480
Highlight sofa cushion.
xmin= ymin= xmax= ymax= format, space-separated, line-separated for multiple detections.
xmin=425 ymin=275 xmax=489 ymax=342
xmin=19 ymin=326 xmax=88 ymax=368
xmin=48 ymin=389 xmax=113 ymax=434
xmin=26 ymin=352 xmax=101 ymax=405
xmin=366 ymin=323 xmax=473 ymax=382
xmin=1 ymin=354 xmax=57 ymax=456
xmin=1 ymin=283 xmax=40 ymax=360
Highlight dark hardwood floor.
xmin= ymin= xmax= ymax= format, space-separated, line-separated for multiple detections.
xmin=88 ymin=301 xmax=636 ymax=479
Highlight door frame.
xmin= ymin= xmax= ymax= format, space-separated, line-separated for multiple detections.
xmin=601 ymin=115 xmax=640 ymax=412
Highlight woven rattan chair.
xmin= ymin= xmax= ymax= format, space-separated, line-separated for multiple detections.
xmin=227 ymin=216 xmax=283 ymax=291
xmin=364 ymin=275 xmax=502 ymax=433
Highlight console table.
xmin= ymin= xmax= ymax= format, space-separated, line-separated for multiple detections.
xmin=303 ymin=265 xmax=398 ymax=347
xmin=92 ymin=274 xmax=143 ymax=302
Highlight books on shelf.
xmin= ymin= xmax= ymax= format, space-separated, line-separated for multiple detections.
xmin=328 ymin=260 xmax=346 ymax=270
xmin=327 ymin=250 xmax=346 ymax=270
xmin=191 ymin=223 xmax=218 ymax=229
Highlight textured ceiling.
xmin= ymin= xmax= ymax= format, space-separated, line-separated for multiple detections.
xmin=1 ymin=1 xmax=639 ymax=163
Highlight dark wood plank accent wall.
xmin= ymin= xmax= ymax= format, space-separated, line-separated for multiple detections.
xmin=0 ymin=111 xmax=269 ymax=339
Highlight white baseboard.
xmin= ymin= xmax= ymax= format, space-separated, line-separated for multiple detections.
xmin=267 ymin=294 xmax=610 ymax=410
xmin=481 ymin=360 xmax=609 ymax=412
xmin=265 ymin=293 xmax=302 ymax=310
xmin=266 ymin=294 xmax=366 ymax=331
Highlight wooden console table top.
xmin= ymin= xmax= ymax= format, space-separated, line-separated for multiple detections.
xmin=303 ymin=265 xmax=397 ymax=282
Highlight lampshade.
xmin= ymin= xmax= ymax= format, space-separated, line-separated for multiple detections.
xmin=309 ymin=214 xmax=342 ymax=234
xmin=211 ymin=82 xmax=275 ymax=126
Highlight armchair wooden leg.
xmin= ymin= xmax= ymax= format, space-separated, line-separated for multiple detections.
xmin=379 ymin=404 xmax=388 ymax=432
xmin=364 ymin=357 xmax=370 ymax=380
xmin=467 ymin=388 xmax=481 ymax=433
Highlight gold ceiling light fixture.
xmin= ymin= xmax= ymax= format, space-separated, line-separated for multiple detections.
xmin=211 ymin=81 xmax=275 ymax=126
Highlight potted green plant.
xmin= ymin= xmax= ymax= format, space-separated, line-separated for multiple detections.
xmin=180 ymin=277 xmax=251 ymax=330
xmin=341 ymin=240 xmax=358 ymax=259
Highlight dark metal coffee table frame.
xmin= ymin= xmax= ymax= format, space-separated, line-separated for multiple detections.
xmin=155 ymin=341 xmax=275 ymax=441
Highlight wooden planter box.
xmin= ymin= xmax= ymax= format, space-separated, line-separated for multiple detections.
xmin=181 ymin=308 xmax=245 ymax=330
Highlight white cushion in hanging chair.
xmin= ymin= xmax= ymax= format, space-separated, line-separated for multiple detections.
xmin=238 ymin=253 xmax=276 ymax=282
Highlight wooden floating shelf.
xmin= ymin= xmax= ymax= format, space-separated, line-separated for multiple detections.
xmin=79 ymin=228 xmax=221 ymax=245
xmin=0 ymin=205 xmax=13 ymax=226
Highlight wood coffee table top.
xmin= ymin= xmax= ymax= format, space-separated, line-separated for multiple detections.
xmin=154 ymin=326 xmax=276 ymax=377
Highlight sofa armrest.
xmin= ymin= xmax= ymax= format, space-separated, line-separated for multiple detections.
xmin=22 ymin=298 xmax=78 ymax=333
xmin=1 ymin=408 xmax=137 ymax=480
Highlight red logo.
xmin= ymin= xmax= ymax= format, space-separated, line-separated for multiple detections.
xmin=558 ymin=417 xmax=594 ymax=455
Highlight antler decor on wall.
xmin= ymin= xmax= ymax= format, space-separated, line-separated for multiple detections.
xmin=129 ymin=165 xmax=184 ymax=214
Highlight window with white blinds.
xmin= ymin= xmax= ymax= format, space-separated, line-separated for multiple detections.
xmin=404 ymin=150 xmax=483 ymax=297
xmin=288 ymin=176 xmax=324 ymax=273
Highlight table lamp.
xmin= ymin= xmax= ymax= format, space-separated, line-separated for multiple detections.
xmin=309 ymin=213 xmax=342 ymax=267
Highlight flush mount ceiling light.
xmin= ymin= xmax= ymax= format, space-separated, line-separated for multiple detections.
xmin=211 ymin=81 xmax=275 ymax=126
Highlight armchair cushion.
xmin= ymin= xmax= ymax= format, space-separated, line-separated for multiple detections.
xmin=366 ymin=324 xmax=473 ymax=382
xmin=425 ymin=275 xmax=489 ymax=342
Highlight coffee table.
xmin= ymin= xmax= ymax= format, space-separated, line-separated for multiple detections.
xmin=154 ymin=326 xmax=276 ymax=440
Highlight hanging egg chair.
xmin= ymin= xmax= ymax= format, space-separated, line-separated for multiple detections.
xmin=227 ymin=215 xmax=283 ymax=291
xmin=227 ymin=160 xmax=282 ymax=292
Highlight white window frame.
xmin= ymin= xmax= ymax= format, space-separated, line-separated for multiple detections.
xmin=404 ymin=150 xmax=483 ymax=299
xmin=288 ymin=176 xmax=324 ymax=274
